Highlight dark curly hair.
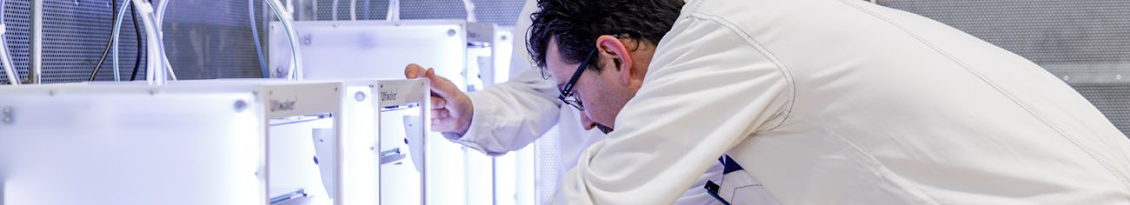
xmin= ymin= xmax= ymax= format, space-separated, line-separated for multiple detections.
xmin=527 ymin=0 xmax=684 ymax=73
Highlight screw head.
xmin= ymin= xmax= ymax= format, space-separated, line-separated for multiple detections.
xmin=355 ymin=91 xmax=367 ymax=102
xmin=275 ymin=67 xmax=287 ymax=77
xmin=2 ymin=107 xmax=10 ymax=123
xmin=234 ymin=100 xmax=249 ymax=112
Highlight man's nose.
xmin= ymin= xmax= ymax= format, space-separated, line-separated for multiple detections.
xmin=579 ymin=110 xmax=597 ymax=130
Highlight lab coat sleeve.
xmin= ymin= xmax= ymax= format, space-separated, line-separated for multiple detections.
xmin=443 ymin=67 xmax=563 ymax=156
xmin=556 ymin=12 xmax=794 ymax=204
xmin=439 ymin=0 xmax=559 ymax=156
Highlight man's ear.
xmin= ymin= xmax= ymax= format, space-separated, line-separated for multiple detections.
xmin=595 ymin=35 xmax=634 ymax=85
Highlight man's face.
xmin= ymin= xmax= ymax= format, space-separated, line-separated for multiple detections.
xmin=545 ymin=37 xmax=654 ymax=133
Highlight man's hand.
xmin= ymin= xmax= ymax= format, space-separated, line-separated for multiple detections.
xmin=405 ymin=64 xmax=474 ymax=135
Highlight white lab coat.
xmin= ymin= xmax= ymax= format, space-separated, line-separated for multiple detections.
xmin=557 ymin=0 xmax=1130 ymax=204
xmin=440 ymin=0 xmax=725 ymax=204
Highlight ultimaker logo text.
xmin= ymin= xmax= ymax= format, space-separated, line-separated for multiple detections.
xmin=270 ymin=98 xmax=297 ymax=112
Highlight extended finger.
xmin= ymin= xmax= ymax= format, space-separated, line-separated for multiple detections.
xmin=431 ymin=118 xmax=457 ymax=132
xmin=405 ymin=64 xmax=424 ymax=79
xmin=432 ymin=109 xmax=450 ymax=119
xmin=430 ymin=96 xmax=447 ymax=108
xmin=424 ymin=68 xmax=459 ymax=97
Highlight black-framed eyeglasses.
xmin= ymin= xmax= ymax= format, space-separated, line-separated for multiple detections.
xmin=558 ymin=49 xmax=599 ymax=111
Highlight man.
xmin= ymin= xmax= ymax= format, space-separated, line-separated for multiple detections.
xmin=403 ymin=0 xmax=726 ymax=204
xmin=527 ymin=0 xmax=1130 ymax=204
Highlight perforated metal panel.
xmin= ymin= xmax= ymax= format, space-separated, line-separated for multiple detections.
xmin=471 ymin=0 xmax=522 ymax=26
xmin=310 ymin=0 xmax=522 ymax=25
xmin=314 ymin=0 xmax=396 ymax=21
xmin=533 ymin=126 xmax=562 ymax=205
xmin=0 ymin=0 xmax=262 ymax=84
xmin=881 ymin=0 xmax=1130 ymax=136
xmin=1074 ymin=83 xmax=1130 ymax=134
xmin=0 ymin=0 xmax=526 ymax=84
xmin=0 ymin=0 xmax=142 ymax=84
xmin=161 ymin=0 xmax=263 ymax=79
xmin=0 ymin=0 xmax=31 ymax=84
xmin=0 ymin=0 xmax=144 ymax=83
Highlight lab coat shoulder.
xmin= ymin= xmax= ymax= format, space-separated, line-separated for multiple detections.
xmin=629 ymin=14 xmax=797 ymax=138
xmin=556 ymin=3 xmax=795 ymax=204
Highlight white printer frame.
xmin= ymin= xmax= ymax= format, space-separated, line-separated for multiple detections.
xmin=0 ymin=79 xmax=429 ymax=205
xmin=268 ymin=20 xmax=499 ymax=205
